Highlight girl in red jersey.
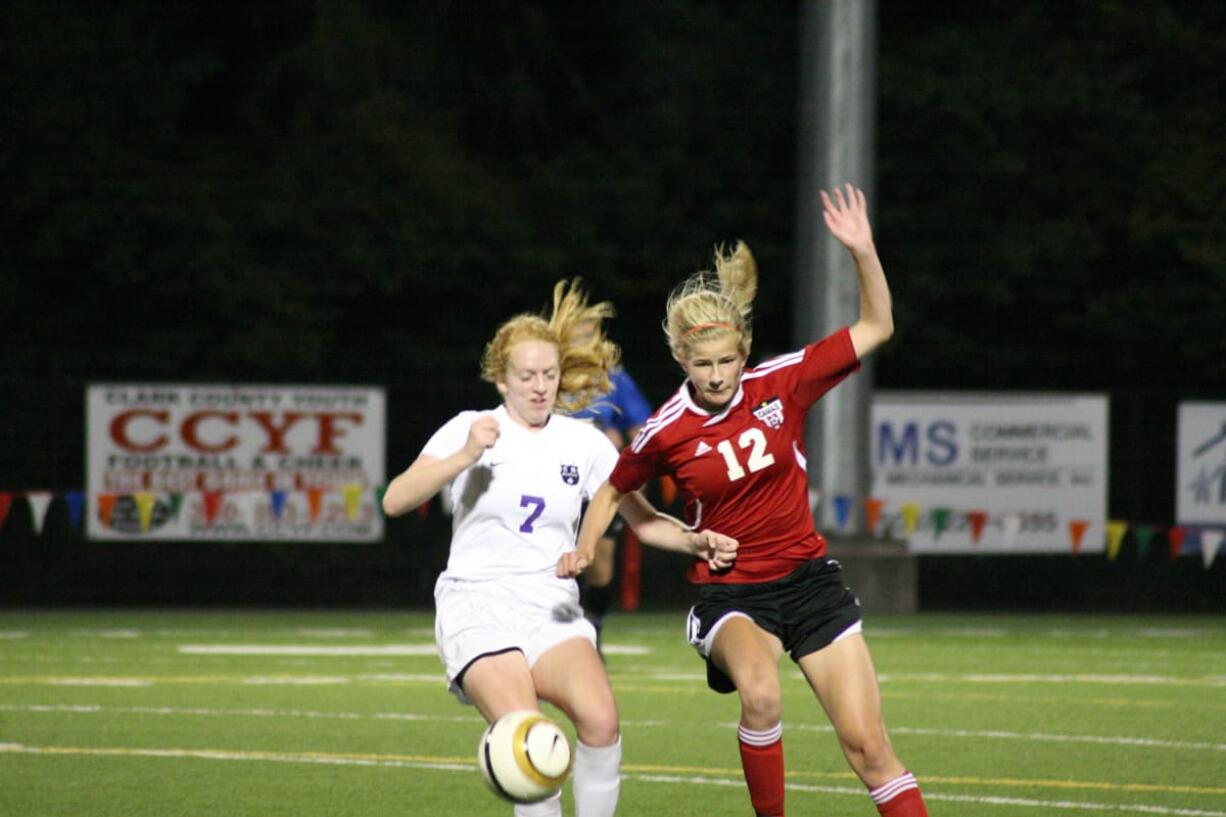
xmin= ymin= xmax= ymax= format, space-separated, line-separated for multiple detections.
xmin=558 ymin=185 xmax=929 ymax=817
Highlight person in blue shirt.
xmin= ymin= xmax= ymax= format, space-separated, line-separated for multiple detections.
xmin=570 ymin=322 xmax=654 ymax=645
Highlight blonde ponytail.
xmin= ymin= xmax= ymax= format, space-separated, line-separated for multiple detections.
xmin=481 ymin=278 xmax=620 ymax=414
xmin=664 ymin=241 xmax=758 ymax=361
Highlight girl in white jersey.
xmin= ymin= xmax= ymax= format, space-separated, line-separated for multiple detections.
xmin=383 ymin=279 xmax=737 ymax=817
xmin=562 ymin=187 xmax=930 ymax=817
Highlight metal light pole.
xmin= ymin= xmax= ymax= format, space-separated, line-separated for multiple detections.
xmin=793 ymin=0 xmax=877 ymax=535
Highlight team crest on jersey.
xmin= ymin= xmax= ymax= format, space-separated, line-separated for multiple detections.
xmin=560 ymin=464 xmax=580 ymax=485
xmin=752 ymin=397 xmax=785 ymax=429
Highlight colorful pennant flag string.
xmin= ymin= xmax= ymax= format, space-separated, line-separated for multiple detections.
xmin=27 ymin=491 xmax=53 ymax=535
xmin=833 ymin=495 xmax=854 ymax=531
xmin=202 ymin=491 xmax=224 ymax=527
xmin=1068 ymin=519 xmax=1090 ymax=555
xmin=1134 ymin=525 xmax=1156 ymax=561
xmin=133 ymin=492 xmax=157 ymax=533
xmin=930 ymin=508 xmax=951 ymax=539
xmin=306 ymin=487 xmax=324 ymax=523
xmin=341 ymin=484 xmax=363 ymax=522
xmin=270 ymin=490 xmax=288 ymax=520
xmin=901 ymin=503 xmax=920 ymax=536
xmin=1000 ymin=513 xmax=1021 ymax=549
xmin=1105 ymin=520 xmax=1128 ymax=561
xmin=862 ymin=498 xmax=884 ymax=536
xmin=966 ymin=510 xmax=988 ymax=545
xmin=65 ymin=491 xmax=85 ymax=531
xmin=1202 ymin=529 xmax=1224 ymax=570
xmin=1167 ymin=526 xmax=1186 ymax=559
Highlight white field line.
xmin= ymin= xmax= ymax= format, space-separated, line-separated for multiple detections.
xmin=879 ymin=672 xmax=1226 ymax=688
xmin=647 ymin=670 xmax=1226 ymax=689
xmin=177 ymin=645 xmax=438 ymax=656
xmin=0 ymin=743 xmax=1223 ymax=816
xmin=5 ymin=668 xmax=1226 ymax=694
xmin=5 ymin=702 xmax=1225 ymax=754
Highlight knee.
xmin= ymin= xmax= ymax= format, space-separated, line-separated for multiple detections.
xmin=736 ymin=670 xmax=782 ymax=725
xmin=839 ymin=729 xmax=897 ymax=777
xmin=572 ymin=702 xmax=620 ymax=747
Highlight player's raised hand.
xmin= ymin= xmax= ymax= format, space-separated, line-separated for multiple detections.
xmin=821 ymin=183 xmax=873 ymax=254
xmin=694 ymin=530 xmax=739 ymax=571
xmin=463 ymin=414 xmax=500 ymax=463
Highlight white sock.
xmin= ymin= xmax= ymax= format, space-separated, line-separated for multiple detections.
xmin=572 ymin=737 xmax=622 ymax=817
xmin=514 ymin=790 xmax=562 ymax=817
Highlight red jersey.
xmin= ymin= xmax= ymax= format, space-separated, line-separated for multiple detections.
xmin=610 ymin=327 xmax=860 ymax=584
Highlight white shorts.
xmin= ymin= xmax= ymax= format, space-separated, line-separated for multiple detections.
xmin=434 ymin=571 xmax=596 ymax=704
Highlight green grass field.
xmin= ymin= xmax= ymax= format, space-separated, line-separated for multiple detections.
xmin=2 ymin=609 xmax=1225 ymax=816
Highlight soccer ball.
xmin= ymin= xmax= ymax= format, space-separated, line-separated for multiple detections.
xmin=477 ymin=710 xmax=573 ymax=804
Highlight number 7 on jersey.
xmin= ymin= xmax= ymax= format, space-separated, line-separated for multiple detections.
xmin=518 ymin=494 xmax=546 ymax=532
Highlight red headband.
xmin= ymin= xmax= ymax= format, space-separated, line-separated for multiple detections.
xmin=682 ymin=321 xmax=737 ymax=338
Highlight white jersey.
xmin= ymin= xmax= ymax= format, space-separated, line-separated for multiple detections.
xmin=421 ymin=405 xmax=618 ymax=580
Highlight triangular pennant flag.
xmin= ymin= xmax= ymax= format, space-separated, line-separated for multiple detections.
xmin=1068 ymin=519 xmax=1090 ymax=555
xmin=0 ymin=492 xmax=14 ymax=532
xmin=416 ymin=497 xmax=431 ymax=521
xmin=270 ymin=490 xmax=288 ymax=520
xmin=306 ymin=487 xmax=325 ymax=523
xmin=901 ymin=503 xmax=920 ymax=537
xmin=341 ymin=484 xmax=363 ymax=521
xmin=1202 ymin=529 xmax=1223 ymax=569
xmin=98 ymin=493 xmax=119 ymax=528
xmin=660 ymin=475 xmax=678 ymax=507
xmin=833 ymin=495 xmax=854 ymax=531
xmin=863 ymin=498 xmax=885 ymax=536
xmin=167 ymin=493 xmax=184 ymax=521
xmin=231 ymin=491 xmax=260 ymax=525
xmin=27 ymin=492 xmax=53 ymax=535
xmin=1001 ymin=513 xmax=1021 ymax=549
xmin=966 ymin=510 xmax=988 ymax=545
xmin=65 ymin=491 xmax=85 ymax=531
xmin=133 ymin=492 xmax=157 ymax=533
xmin=202 ymin=490 xmax=224 ymax=526
xmin=1167 ymin=526 xmax=1186 ymax=559
xmin=1105 ymin=520 xmax=1128 ymax=561
xmin=930 ymin=508 xmax=951 ymax=539
xmin=1134 ymin=525 xmax=1156 ymax=561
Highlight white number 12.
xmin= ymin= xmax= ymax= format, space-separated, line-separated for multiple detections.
xmin=716 ymin=428 xmax=776 ymax=481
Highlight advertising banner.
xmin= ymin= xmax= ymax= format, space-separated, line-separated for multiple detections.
xmin=870 ymin=393 xmax=1109 ymax=553
xmin=1176 ymin=402 xmax=1226 ymax=526
xmin=86 ymin=384 xmax=385 ymax=541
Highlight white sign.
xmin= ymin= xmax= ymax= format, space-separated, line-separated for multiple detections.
xmin=871 ymin=393 xmax=1109 ymax=553
xmin=86 ymin=384 xmax=385 ymax=541
xmin=1176 ymin=402 xmax=1226 ymax=525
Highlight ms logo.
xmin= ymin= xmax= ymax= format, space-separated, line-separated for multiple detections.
xmin=559 ymin=464 xmax=580 ymax=485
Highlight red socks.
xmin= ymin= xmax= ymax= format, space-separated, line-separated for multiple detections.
xmin=869 ymin=771 xmax=929 ymax=816
xmin=738 ymin=724 xmax=928 ymax=817
xmin=738 ymin=722 xmax=784 ymax=817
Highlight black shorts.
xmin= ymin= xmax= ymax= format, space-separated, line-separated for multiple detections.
xmin=685 ymin=557 xmax=862 ymax=694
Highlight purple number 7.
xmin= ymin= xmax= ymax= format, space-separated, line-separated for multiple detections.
xmin=519 ymin=495 xmax=546 ymax=533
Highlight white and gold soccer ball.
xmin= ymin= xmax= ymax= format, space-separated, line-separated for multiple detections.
xmin=477 ymin=710 xmax=573 ymax=804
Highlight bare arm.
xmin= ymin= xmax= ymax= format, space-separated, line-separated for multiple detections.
xmin=557 ymin=481 xmax=622 ymax=577
xmin=381 ymin=415 xmax=499 ymax=516
xmin=556 ymin=481 xmax=738 ymax=577
xmin=822 ymin=184 xmax=894 ymax=359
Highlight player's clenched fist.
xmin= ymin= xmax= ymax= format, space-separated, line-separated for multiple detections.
xmin=463 ymin=414 xmax=500 ymax=463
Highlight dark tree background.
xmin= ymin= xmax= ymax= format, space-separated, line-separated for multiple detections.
xmin=2 ymin=0 xmax=1223 ymax=533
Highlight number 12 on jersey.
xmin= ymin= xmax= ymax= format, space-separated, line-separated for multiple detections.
xmin=716 ymin=428 xmax=775 ymax=481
